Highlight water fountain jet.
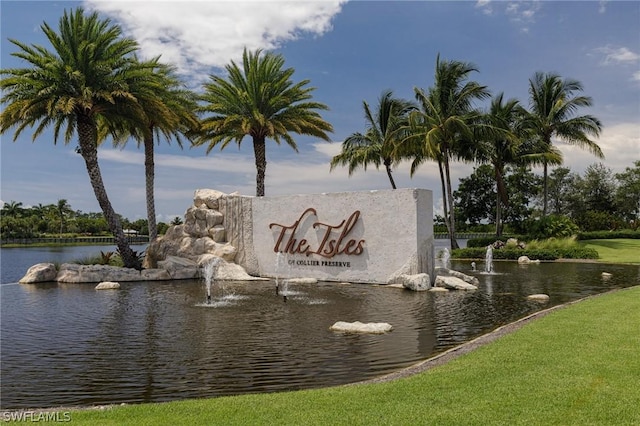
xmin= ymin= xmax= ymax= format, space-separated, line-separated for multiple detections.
xmin=202 ymin=258 xmax=222 ymax=304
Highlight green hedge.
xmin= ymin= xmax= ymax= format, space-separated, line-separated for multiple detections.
xmin=452 ymin=247 xmax=599 ymax=261
xmin=576 ymin=230 xmax=640 ymax=240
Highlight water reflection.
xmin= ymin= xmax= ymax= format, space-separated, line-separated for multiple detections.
xmin=1 ymin=260 xmax=638 ymax=409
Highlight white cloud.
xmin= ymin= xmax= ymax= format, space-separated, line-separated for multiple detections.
xmin=596 ymin=45 xmax=640 ymax=65
xmin=599 ymin=0 xmax=608 ymax=14
xmin=475 ymin=0 xmax=493 ymax=15
xmin=552 ymin=121 xmax=640 ymax=175
xmin=85 ymin=0 xmax=346 ymax=81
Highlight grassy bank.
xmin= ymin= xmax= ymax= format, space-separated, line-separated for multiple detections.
xmin=579 ymin=238 xmax=640 ymax=264
xmin=39 ymin=286 xmax=640 ymax=425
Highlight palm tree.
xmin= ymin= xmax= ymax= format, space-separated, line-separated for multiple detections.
xmin=1 ymin=201 xmax=24 ymax=218
xmin=525 ymin=72 xmax=603 ymax=217
xmin=103 ymin=57 xmax=199 ymax=242
xmin=0 ymin=8 xmax=146 ymax=269
xmin=56 ymin=198 xmax=73 ymax=235
xmin=330 ymin=90 xmax=414 ymax=189
xmin=406 ymin=55 xmax=490 ymax=249
xmin=195 ymin=48 xmax=333 ymax=196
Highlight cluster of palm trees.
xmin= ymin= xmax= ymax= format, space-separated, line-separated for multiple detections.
xmin=1 ymin=8 xmax=603 ymax=265
xmin=1 ymin=9 xmax=332 ymax=269
xmin=331 ymin=56 xmax=602 ymax=248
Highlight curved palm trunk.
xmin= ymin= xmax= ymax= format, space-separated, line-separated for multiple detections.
xmin=253 ymin=136 xmax=267 ymax=197
xmin=438 ymin=160 xmax=452 ymax=236
xmin=443 ymin=156 xmax=459 ymax=250
xmin=495 ymin=164 xmax=507 ymax=237
xmin=78 ymin=117 xmax=141 ymax=270
xmin=384 ymin=158 xmax=397 ymax=189
xmin=144 ymin=130 xmax=158 ymax=242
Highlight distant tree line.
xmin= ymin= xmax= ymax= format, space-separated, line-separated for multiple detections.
xmin=0 ymin=199 xmax=184 ymax=240
xmin=448 ymin=160 xmax=640 ymax=234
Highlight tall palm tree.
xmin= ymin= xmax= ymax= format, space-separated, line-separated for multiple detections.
xmin=525 ymin=72 xmax=603 ymax=217
xmin=103 ymin=57 xmax=200 ymax=242
xmin=406 ymin=55 xmax=490 ymax=249
xmin=330 ymin=90 xmax=414 ymax=189
xmin=56 ymin=198 xmax=73 ymax=235
xmin=0 ymin=8 xmax=146 ymax=269
xmin=195 ymin=48 xmax=333 ymax=197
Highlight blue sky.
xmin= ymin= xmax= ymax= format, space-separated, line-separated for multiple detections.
xmin=1 ymin=0 xmax=639 ymax=221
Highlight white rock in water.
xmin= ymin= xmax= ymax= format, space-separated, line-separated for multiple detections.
xmin=330 ymin=321 xmax=393 ymax=334
xmin=95 ymin=281 xmax=121 ymax=290
xmin=527 ymin=293 xmax=549 ymax=302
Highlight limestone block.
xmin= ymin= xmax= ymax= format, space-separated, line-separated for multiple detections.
xmin=435 ymin=275 xmax=478 ymax=290
xmin=212 ymin=242 xmax=237 ymax=262
xmin=141 ymin=269 xmax=172 ymax=281
xmin=205 ymin=210 xmax=224 ymax=228
xmin=209 ymin=225 xmax=226 ymax=242
xmin=330 ymin=321 xmax=393 ymax=334
xmin=158 ymin=256 xmax=199 ymax=280
xmin=194 ymin=206 xmax=209 ymax=220
xmin=95 ymin=281 xmax=120 ymax=290
xmin=194 ymin=189 xmax=226 ymax=209
xmin=165 ymin=224 xmax=187 ymax=240
xmin=445 ymin=269 xmax=480 ymax=285
xmin=518 ymin=256 xmax=531 ymax=264
xmin=19 ymin=263 xmax=58 ymax=283
xmin=283 ymin=278 xmax=318 ymax=284
xmin=527 ymin=293 xmax=550 ymax=302
xmin=56 ymin=264 xmax=142 ymax=283
xmin=215 ymin=260 xmax=265 ymax=281
xmin=395 ymin=273 xmax=431 ymax=291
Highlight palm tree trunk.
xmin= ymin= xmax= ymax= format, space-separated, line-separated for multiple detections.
xmin=496 ymin=186 xmax=502 ymax=237
xmin=438 ymin=160 xmax=452 ymax=237
xmin=144 ymin=131 xmax=157 ymax=242
xmin=253 ymin=136 xmax=267 ymax=197
xmin=77 ymin=117 xmax=141 ymax=269
xmin=542 ymin=160 xmax=548 ymax=217
xmin=384 ymin=158 xmax=397 ymax=189
xmin=443 ymin=156 xmax=459 ymax=250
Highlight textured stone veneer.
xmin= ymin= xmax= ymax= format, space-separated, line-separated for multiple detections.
xmin=249 ymin=188 xmax=434 ymax=284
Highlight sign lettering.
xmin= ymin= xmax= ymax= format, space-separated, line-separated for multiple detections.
xmin=269 ymin=208 xmax=365 ymax=258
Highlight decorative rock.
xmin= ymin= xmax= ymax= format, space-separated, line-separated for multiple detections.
xmin=444 ymin=269 xmax=479 ymax=285
xmin=283 ymin=278 xmax=318 ymax=284
xmin=429 ymin=286 xmax=449 ymax=292
xmin=527 ymin=294 xmax=550 ymax=302
xmin=157 ymin=256 xmax=199 ymax=280
xmin=19 ymin=263 xmax=58 ymax=283
xmin=601 ymin=272 xmax=612 ymax=279
xmin=435 ymin=275 xmax=478 ymax=290
xmin=56 ymin=264 xmax=142 ymax=283
xmin=95 ymin=281 xmax=120 ymax=290
xmin=193 ymin=189 xmax=225 ymax=210
xmin=330 ymin=321 xmax=393 ymax=334
xmin=140 ymin=269 xmax=172 ymax=281
xmin=209 ymin=225 xmax=226 ymax=242
xmin=395 ymin=273 xmax=430 ymax=291
xmin=518 ymin=256 xmax=531 ymax=264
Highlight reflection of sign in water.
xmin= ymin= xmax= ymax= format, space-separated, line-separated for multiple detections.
xmin=269 ymin=208 xmax=365 ymax=258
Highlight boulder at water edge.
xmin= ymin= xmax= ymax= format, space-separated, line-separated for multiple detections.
xmin=394 ymin=273 xmax=431 ymax=291
xmin=435 ymin=275 xmax=478 ymax=290
xmin=19 ymin=263 xmax=57 ymax=283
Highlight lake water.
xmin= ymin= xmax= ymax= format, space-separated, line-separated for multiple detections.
xmin=1 ymin=243 xmax=638 ymax=409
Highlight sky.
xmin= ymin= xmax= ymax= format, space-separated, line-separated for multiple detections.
xmin=1 ymin=0 xmax=639 ymax=222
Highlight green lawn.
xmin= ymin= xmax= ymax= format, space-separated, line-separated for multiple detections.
xmin=579 ymin=238 xmax=640 ymax=264
xmin=37 ymin=286 xmax=640 ymax=425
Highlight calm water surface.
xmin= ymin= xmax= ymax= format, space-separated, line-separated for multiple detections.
xmin=1 ymin=244 xmax=638 ymax=409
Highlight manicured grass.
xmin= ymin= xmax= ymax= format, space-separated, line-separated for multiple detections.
xmin=48 ymin=286 xmax=640 ymax=425
xmin=579 ymin=238 xmax=640 ymax=264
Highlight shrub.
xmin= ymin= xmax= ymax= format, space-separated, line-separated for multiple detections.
xmin=527 ymin=215 xmax=579 ymax=239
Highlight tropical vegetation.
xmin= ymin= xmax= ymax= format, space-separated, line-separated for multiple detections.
xmin=0 ymin=9 xmax=147 ymax=268
xmin=2 ymin=7 xmax=632 ymax=252
xmin=330 ymin=90 xmax=414 ymax=189
xmin=194 ymin=48 xmax=333 ymax=197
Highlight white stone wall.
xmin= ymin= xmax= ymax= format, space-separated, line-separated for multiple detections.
xmin=250 ymin=189 xmax=434 ymax=284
